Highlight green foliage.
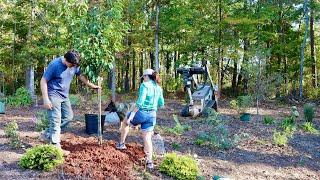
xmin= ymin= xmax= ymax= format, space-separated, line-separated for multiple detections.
xmin=195 ymin=125 xmax=237 ymax=150
xmin=230 ymin=96 xmax=252 ymax=114
xmin=306 ymin=87 xmax=320 ymax=99
xmin=165 ymin=76 xmax=183 ymax=92
xmin=273 ymin=131 xmax=288 ymax=146
xmin=166 ymin=115 xmax=191 ymax=135
xmin=69 ymin=94 xmax=80 ymax=106
xmin=263 ymin=115 xmax=275 ymax=125
xmin=302 ymin=122 xmax=319 ymax=134
xmin=4 ymin=121 xmax=21 ymax=149
xmin=19 ymin=145 xmax=64 ymax=171
xmin=229 ymin=100 xmax=238 ymax=110
xmin=303 ymin=103 xmax=315 ymax=123
xmin=35 ymin=110 xmax=49 ymax=132
xmin=281 ymin=116 xmax=295 ymax=129
xmin=236 ymin=95 xmax=252 ymax=114
xmin=172 ymin=142 xmax=181 ymax=150
xmin=6 ymin=87 xmax=32 ymax=107
xmin=159 ymin=153 xmax=198 ymax=180
xmin=201 ymin=108 xmax=221 ymax=125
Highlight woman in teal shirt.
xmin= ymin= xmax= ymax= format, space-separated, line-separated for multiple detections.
xmin=116 ymin=69 xmax=164 ymax=169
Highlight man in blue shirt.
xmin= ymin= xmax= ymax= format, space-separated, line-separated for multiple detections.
xmin=40 ymin=50 xmax=100 ymax=155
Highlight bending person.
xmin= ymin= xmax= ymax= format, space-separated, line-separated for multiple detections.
xmin=116 ymin=68 xmax=164 ymax=169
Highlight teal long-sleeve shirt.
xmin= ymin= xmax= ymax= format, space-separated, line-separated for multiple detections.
xmin=136 ymin=81 xmax=164 ymax=111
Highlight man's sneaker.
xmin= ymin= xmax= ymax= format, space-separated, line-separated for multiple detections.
xmin=116 ymin=143 xmax=127 ymax=150
xmin=146 ymin=161 xmax=154 ymax=169
xmin=39 ymin=131 xmax=50 ymax=143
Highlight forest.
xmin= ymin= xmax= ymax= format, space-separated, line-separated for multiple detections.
xmin=0 ymin=0 xmax=319 ymax=179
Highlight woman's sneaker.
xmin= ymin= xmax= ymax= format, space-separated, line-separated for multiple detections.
xmin=116 ymin=143 xmax=127 ymax=150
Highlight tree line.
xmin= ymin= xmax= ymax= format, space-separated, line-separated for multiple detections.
xmin=0 ymin=0 xmax=319 ymax=101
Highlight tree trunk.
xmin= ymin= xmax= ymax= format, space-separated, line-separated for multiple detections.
xmin=310 ymin=2 xmax=317 ymax=88
xmin=299 ymin=0 xmax=309 ymax=99
xmin=139 ymin=51 xmax=144 ymax=83
xmin=243 ymin=39 xmax=249 ymax=95
xmin=232 ymin=60 xmax=238 ymax=96
xmin=25 ymin=1 xmax=35 ymax=103
xmin=125 ymin=56 xmax=130 ymax=93
xmin=111 ymin=61 xmax=116 ymax=102
xmin=154 ymin=1 xmax=160 ymax=72
xmin=132 ymin=50 xmax=136 ymax=90
xmin=218 ymin=0 xmax=223 ymax=96
xmin=150 ymin=52 xmax=154 ymax=69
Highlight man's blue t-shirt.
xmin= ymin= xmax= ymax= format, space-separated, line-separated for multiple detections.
xmin=43 ymin=56 xmax=81 ymax=99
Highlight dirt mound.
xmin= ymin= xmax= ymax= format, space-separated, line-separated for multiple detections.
xmin=61 ymin=134 xmax=145 ymax=179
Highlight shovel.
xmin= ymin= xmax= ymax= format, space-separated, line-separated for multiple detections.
xmin=97 ymin=76 xmax=103 ymax=145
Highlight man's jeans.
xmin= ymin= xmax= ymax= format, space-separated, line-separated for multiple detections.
xmin=47 ymin=96 xmax=73 ymax=144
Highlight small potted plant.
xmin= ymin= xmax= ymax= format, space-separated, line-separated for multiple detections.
xmin=0 ymin=93 xmax=6 ymax=114
xmin=230 ymin=95 xmax=252 ymax=121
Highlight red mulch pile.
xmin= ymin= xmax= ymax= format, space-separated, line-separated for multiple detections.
xmin=61 ymin=134 xmax=145 ymax=179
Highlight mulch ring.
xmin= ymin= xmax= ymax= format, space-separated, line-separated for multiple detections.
xmin=61 ymin=134 xmax=145 ymax=179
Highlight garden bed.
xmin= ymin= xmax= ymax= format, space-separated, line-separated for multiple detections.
xmin=62 ymin=134 xmax=145 ymax=179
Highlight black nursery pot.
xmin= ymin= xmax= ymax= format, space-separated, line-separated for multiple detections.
xmin=85 ymin=114 xmax=106 ymax=135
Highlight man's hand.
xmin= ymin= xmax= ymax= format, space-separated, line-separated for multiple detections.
xmin=43 ymin=99 xmax=53 ymax=110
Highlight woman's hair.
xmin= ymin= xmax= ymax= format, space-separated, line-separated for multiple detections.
xmin=148 ymin=71 xmax=161 ymax=84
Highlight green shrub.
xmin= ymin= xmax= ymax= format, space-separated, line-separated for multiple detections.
xmin=283 ymin=125 xmax=296 ymax=138
xmin=236 ymin=95 xmax=252 ymax=114
xmin=273 ymin=131 xmax=288 ymax=146
xmin=302 ymin=122 xmax=319 ymax=134
xmin=19 ymin=145 xmax=64 ymax=171
xmin=172 ymin=142 xmax=181 ymax=150
xmin=263 ymin=115 xmax=275 ymax=125
xmin=229 ymin=99 xmax=237 ymax=110
xmin=281 ymin=117 xmax=295 ymax=129
xmin=4 ymin=121 xmax=21 ymax=149
xmin=35 ymin=110 xmax=49 ymax=132
xmin=166 ymin=115 xmax=191 ymax=135
xmin=7 ymin=87 xmax=32 ymax=107
xmin=69 ymin=94 xmax=80 ymax=106
xmin=4 ymin=121 xmax=19 ymax=138
xmin=303 ymin=103 xmax=315 ymax=123
xmin=159 ymin=153 xmax=198 ymax=180
xmin=201 ymin=108 xmax=221 ymax=125
xmin=230 ymin=96 xmax=252 ymax=114
xmin=195 ymin=125 xmax=237 ymax=150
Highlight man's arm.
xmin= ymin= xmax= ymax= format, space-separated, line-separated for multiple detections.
xmin=40 ymin=77 xmax=53 ymax=110
xmin=77 ymin=75 xmax=101 ymax=89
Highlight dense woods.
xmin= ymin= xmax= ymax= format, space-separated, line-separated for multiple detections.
xmin=0 ymin=0 xmax=319 ymax=101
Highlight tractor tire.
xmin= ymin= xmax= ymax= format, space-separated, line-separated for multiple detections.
xmin=212 ymin=96 xmax=218 ymax=111
xmin=181 ymin=106 xmax=189 ymax=117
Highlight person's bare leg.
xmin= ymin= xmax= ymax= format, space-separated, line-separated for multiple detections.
xmin=120 ymin=121 xmax=130 ymax=144
xmin=142 ymin=131 xmax=153 ymax=162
